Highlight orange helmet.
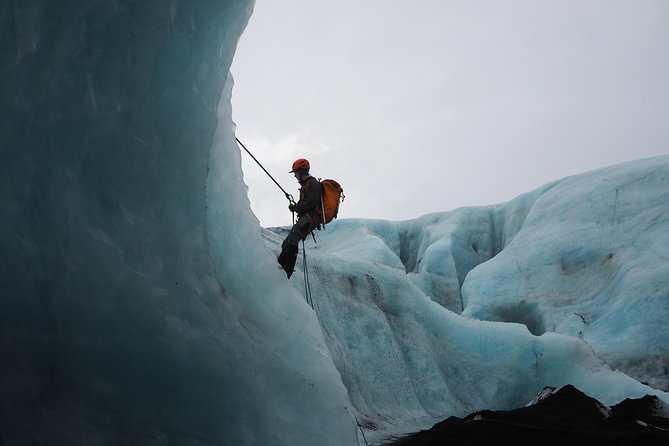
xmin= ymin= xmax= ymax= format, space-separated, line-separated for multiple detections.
xmin=289 ymin=158 xmax=310 ymax=173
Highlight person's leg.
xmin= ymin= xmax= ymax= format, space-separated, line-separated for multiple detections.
xmin=281 ymin=216 xmax=310 ymax=251
xmin=278 ymin=217 xmax=310 ymax=278
xmin=277 ymin=245 xmax=298 ymax=278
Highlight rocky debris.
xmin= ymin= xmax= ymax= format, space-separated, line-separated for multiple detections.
xmin=386 ymin=385 xmax=669 ymax=445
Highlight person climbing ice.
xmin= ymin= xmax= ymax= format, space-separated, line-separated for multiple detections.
xmin=277 ymin=158 xmax=322 ymax=279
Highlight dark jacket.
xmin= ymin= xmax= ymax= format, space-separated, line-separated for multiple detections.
xmin=293 ymin=176 xmax=322 ymax=218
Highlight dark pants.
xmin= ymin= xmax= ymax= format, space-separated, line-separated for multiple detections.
xmin=282 ymin=215 xmax=312 ymax=252
xmin=278 ymin=215 xmax=313 ymax=278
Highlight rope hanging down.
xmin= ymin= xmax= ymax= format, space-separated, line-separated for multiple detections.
xmin=235 ymin=137 xmax=295 ymax=205
xmin=302 ymin=240 xmax=314 ymax=309
xmin=237 ymin=138 xmax=370 ymax=443
xmin=301 ymin=246 xmax=369 ymax=446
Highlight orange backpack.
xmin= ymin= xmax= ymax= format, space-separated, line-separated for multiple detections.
xmin=318 ymin=179 xmax=345 ymax=226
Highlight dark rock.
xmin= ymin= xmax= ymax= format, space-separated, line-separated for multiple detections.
xmin=385 ymin=385 xmax=669 ymax=445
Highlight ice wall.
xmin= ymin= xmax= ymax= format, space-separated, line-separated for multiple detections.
xmin=462 ymin=156 xmax=669 ymax=390
xmin=0 ymin=1 xmax=356 ymax=445
xmin=265 ymin=156 xmax=669 ymax=442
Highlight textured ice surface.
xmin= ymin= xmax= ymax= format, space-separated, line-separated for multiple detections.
xmin=2 ymin=1 xmax=669 ymax=446
xmin=0 ymin=1 xmax=356 ymax=445
xmin=462 ymin=156 xmax=669 ymax=390
xmin=267 ymin=156 xmax=669 ymax=442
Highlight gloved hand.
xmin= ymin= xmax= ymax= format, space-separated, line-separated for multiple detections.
xmin=288 ymin=204 xmax=296 ymax=212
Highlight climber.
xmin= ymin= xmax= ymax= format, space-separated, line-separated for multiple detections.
xmin=277 ymin=158 xmax=322 ymax=279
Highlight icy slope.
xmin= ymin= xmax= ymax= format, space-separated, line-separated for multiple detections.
xmin=2 ymin=1 xmax=668 ymax=445
xmin=1 ymin=1 xmax=357 ymax=445
xmin=267 ymin=156 xmax=669 ymax=441
xmin=462 ymin=156 xmax=669 ymax=390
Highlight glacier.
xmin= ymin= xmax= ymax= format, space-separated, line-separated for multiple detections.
xmin=266 ymin=155 xmax=669 ymax=442
xmin=1 ymin=1 xmax=668 ymax=446
xmin=2 ymin=1 xmax=354 ymax=445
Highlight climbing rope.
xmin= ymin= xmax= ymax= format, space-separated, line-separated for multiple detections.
xmin=354 ymin=415 xmax=371 ymax=446
xmin=236 ymin=137 xmax=295 ymax=206
xmin=302 ymin=239 xmax=314 ymax=309
xmin=238 ymin=137 xmax=369 ymax=442
xmin=302 ymin=241 xmax=370 ymax=445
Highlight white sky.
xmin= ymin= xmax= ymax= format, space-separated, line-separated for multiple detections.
xmin=231 ymin=0 xmax=669 ymax=228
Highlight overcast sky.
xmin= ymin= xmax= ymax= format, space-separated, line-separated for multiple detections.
xmin=230 ymin=0 xmax=669 ymax=228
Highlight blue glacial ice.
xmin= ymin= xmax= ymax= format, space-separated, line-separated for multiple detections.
xmin=1 ymin=1 xmax=668 ymax=445
xmin=266 ymin=157 xmax=669 ymax=440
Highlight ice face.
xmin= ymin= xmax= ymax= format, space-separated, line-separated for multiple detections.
xmin=265 ymin=156 xmax=669 ymax=441
xmin=0 ymin=1 xmax=356 ymax=445
xmin=461 ymin=156 xmax=669 ymax=390
xmin=2 ymin=1 xmax=668 ymax=445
